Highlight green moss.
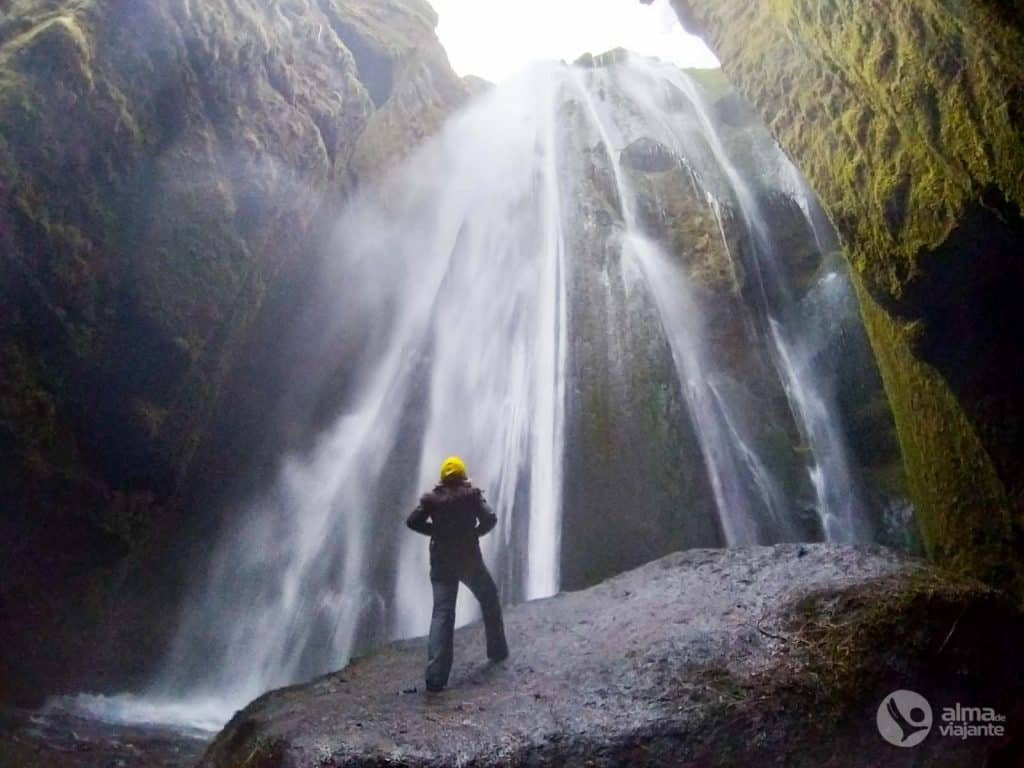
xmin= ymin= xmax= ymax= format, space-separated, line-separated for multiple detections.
xmin=785 ymin=568 xmax=1007 ymax=711
xmin=633 ymin=169 xmax=744 ymax=296
xmin=683 ymin=66 xmax=730 ymax=101
xmin=868 ymin=455 xmax=909 ymax=502
xmin=0 ymin=342 xmax=82 ymax=480
xmin=673 ymin=0 xmax=1024 ymax=596
xmin=854 ymin=278 xmax=1019 ymax=593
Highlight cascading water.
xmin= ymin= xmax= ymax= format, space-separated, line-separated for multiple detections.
xmin=64 ymin=53 xmax=904 ymax=731
xmin=607 ymin=57 xmax=873 ymax=544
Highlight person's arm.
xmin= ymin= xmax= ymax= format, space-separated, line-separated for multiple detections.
xmin=406 ymin=499 xmax=434 ymax=536
xmin=474 ymin=490 xmax=497 ymax=537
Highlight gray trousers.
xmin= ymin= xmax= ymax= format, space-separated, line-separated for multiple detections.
xmin=426 ymin=558 xmax=508 ymax=690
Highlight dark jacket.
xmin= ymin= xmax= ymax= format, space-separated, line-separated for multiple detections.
xmin=406 ymin=481 xmax=497 ymax=580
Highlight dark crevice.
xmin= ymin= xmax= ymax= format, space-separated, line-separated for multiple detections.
xmin=309 ymin=110 xmax=338 ymax=166
xmin=919 ymin=85 xmax=941 ymax=145
xmin=315 ymin=0 xmax=394 ymax=107
xmin=882 ymin=173 xmax=912 ymax=235
xmin=887 ymin=185 xmax=1024 ymax=494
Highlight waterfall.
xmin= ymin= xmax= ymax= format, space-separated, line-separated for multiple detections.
xmin=63 ymin=54 xmax=896 ymax=731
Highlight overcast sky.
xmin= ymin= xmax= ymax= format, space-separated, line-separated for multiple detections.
xmin=429 ymin=0 xmax=719 ymax=84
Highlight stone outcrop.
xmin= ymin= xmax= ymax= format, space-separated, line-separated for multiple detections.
xmin=0 ymin=0 xmax=467 ymax=703
xmin=196 ymin=544 xmax=1023 ymax=767
xmin=666 ymin=0 xmax=1024 ymax=594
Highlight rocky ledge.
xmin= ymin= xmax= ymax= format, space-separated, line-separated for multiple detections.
xmin=200 ymin=544 xmax=1022 ymax=767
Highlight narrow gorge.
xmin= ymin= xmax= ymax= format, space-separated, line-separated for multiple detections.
xmin=1 ymin=1 xmax=1021 ymax=766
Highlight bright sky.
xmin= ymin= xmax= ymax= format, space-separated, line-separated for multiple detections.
xmin=430 ymin=0 xmax=719 ymax=84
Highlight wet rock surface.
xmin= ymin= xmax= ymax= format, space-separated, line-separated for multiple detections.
xmin=668 ymin=0 xmax=1024 ymax=596
xmin=620 ymin=137 xmax=678 ymax=173
xmin=0 ymin=0 xmax=467 ymax=703
xmin=197 ymin=544 xmax=1023 ymax=767
xmin=558 ymin=62 xmax=903 ymax=592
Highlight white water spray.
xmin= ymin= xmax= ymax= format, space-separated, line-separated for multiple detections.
xmin=63 ymin=56 xmax=891 ymax=732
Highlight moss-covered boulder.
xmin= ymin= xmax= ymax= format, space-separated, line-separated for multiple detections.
xmin=668 ymin=0 xmax=1024 ymax=595
xmin=0 ymin=0 xmax=467 ymax=703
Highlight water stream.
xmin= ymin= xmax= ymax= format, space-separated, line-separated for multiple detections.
xmin=60 ymin=54 xmax=897 ymax=732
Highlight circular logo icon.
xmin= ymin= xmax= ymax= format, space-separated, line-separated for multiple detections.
xmin=877 ymin=689 xmax=933 ymax=747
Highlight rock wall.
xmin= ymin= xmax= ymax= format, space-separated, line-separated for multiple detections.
xmin=667 ymin=0 xmax=1024 ymax=594
xmin=0 ymin=0 xmax=467 ymax=702
xmin=559 ymin=60 xmax=904 ymax=587
xmin=558 ymin=74 xmax=724 ymax=587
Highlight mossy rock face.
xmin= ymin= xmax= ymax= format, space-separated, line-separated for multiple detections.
xmin=557 ymin=65 xmax=870 ymax=585
xmin=670 ymin=0 xmax=1024 ymax=596
xmin=631 ymin=165 xmax=746 ymax=296
xmin=558 ymin=111 xmax=725 ymax=588
xmin=0 ymin=0 xmax=467 ymax=702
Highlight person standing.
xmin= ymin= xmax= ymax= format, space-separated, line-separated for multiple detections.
xmin=406 ymin=456 xmax=509 ymax=692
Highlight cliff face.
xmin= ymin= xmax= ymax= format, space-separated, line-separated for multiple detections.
xmin=668 ymin=1 xmax=1024 ymax=593
xmin=560 ymin=60 xmax=906 ymax=588
xmin=0 ymin=0 xmax=467 ymax=702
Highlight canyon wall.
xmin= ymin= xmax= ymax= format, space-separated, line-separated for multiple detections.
xmin=667 ymin=0 xmax=1024 ymax=594
xmin=0 ymin=0 xmax=468 ymax=702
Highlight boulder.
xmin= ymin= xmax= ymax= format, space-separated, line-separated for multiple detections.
xmin=198 ymin=544 xmax=1023 ymax=767
xmin=620 ymin=136 xmax=679 ymax=173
